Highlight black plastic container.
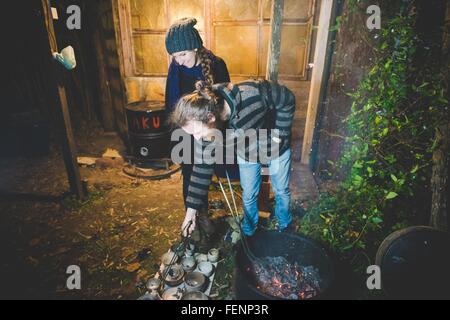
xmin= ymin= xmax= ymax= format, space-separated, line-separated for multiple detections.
xmin=376 ymin=226 xmax=450 ymax=299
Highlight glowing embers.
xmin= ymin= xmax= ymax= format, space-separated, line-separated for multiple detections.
xmin=250 ymin=256 xmax=322 ymax=300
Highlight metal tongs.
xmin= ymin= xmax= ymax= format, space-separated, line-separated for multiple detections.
xmin=159 ymin=221 xmax=192 ymax=288
xmin=216 ymin=170 xmax=266 ymax=267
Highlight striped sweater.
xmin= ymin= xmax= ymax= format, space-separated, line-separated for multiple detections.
xmin=185 ymin=80 xmax=296 ymax=210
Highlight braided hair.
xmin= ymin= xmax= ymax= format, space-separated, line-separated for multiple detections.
xmin=197 ymin=47 xmax=214 ymax=86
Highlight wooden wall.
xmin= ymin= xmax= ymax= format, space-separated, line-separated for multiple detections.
xmin=2 ymin=1 xmax=57 ymax=123
xmin=35 ymin=0 xmax=130 ymax=139
xmin=91 ymin=0 xmax=129 ymax=137
xmin=116 ymin=0 xmax=316 ymax=105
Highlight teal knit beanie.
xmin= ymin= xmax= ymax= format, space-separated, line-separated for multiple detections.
xmin=165 ymin=18 xmax=203 ymax=55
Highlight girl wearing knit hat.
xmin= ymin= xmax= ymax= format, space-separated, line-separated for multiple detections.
xmin=165 ymin=17 xmax=230 ymax=113
xmin=165 ymin=17 xmax=232 ymax=246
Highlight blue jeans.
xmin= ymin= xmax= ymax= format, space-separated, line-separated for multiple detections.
xmin=237 ymin=149 xmax=292 ymax=236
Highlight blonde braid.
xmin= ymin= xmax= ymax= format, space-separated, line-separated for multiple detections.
xmin=197 ymin=47 xmax=214 ymax=86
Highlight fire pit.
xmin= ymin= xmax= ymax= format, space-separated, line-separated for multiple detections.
xmin=235 ymin=231 xmax=334 ymax=300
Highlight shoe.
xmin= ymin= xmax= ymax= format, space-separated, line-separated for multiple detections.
xmin=224 ymin=229 xmax=234 ymax=243
xmin=224 ymin=229 xmax=241 ymax=245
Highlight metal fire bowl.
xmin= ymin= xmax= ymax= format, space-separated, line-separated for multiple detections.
xmin=235 ymin=230 xmax=335 ymax=300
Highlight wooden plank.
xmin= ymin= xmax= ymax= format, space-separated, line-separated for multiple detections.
xmin=113 ymin=0 xmax=132 ymax=138
xmin=41 ymin=0 xmax=86 ymax=200
xmin=289 ymin=164 xmax=319 ymax=203
xmin=266 ymin=0 xmax=284 ymax=81
xmin=301 ymin=0 xmax=335 ymax=165
xmin=116 ymin=0 xmax=134 ymax=76
xmin=258 ymin=175 xmax=272 ymax=215
xmin=91 ymin=5 xmax=115 ymax=131
xmin=256 ymin=0 xmax=262 ymax=77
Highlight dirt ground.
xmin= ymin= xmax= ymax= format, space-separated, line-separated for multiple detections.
xmin=0 ymin=116 xmax=240 ymax=300
xmin=0 ymin=109 xmax=315 ymax=300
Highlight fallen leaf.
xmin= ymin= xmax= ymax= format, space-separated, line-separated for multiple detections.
xmin=77 ymin=157 xmax=97 ymax=166
xmin=102 ymin=148 xmax=122 ymax=159
xmin=48 ymin=247 xmax=70 ymax=257
xmin=137 ymin=269 xmax=148 ymax=279
xmin=126 ymin=262 xmax=141 ymax=273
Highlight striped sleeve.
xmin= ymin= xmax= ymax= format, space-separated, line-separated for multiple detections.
xmin=185 ymin=163 xmax=214 ymax=210
xmin=272 ymin=84 xmax=296 ymax=137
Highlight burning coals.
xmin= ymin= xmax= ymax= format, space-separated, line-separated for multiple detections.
xmin=250 ymin=256 xmax=322 ymax=300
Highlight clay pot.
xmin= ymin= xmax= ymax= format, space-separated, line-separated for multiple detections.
xmin=161 ymin=251 xmax=178 ymax=265
xmin=184 ymin=271 xmax=207 ymax=292
xmin=208 ymin=248 xmax=220 ymax=263
xmin=181 ymin=256 xmax=196 ymax=272
xmin=198 ymin=261 xmax=214 ymax=277
xmin=162 ymin=264 xmax=185 ymax=286
xmin=162 ymin=287 xmax=184 ymax=300
xmin=182 ymin=291 xmax=209 ymax=300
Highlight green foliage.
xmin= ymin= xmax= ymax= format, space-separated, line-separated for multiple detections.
xmin=62 ymin=190 xmax=105 ymax=210
xmin=300 ymin=10 xmax=448 ymax=272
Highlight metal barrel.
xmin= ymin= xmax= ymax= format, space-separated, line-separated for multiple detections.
xmin=125 ymin=101 xmax=170 ymax=160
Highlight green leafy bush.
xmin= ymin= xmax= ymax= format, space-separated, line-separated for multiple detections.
xmin=300 ymin=8 xmax=448 ymax=272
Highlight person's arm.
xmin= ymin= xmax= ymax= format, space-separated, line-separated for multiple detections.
xmin=213 ymin=57 xmax=231 ymax=83
xmin=183 ymin=160 xmax=214 ymax=236
xmin=271 ymin=83 xmax=296 ymax=138
xmin=165 ymin=61 xmax=181 ymax=113
xmin=185 ymin=162 xmax=214 ymax=209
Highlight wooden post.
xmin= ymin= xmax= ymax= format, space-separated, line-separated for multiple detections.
xmin=90 ymin=2 xmax=115 ymax=131
xmin=41 ymin=0 xmax=87 ymax=200
xmin=116 ymin=0 xmax=134 ymax=77
xmin=301 ymin=0 xmax=335 ymax=164
xmin=266 ymin=0 xmax=284 ymax=81
xmin=92 ymin=28 xmax=116 ymax=131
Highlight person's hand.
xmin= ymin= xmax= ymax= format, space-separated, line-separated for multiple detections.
xmin=182 ymin=208 xmax=197 ymax=237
